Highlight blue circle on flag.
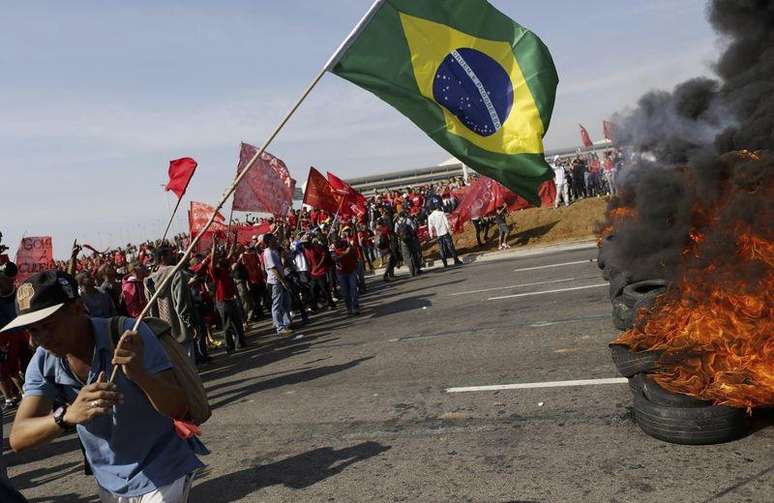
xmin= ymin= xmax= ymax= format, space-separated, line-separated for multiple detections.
xmin=432 ymin=48 xmax=514 ymax=137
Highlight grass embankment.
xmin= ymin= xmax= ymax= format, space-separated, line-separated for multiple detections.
xmin=422 ymin=197 xmax=609 ymax=258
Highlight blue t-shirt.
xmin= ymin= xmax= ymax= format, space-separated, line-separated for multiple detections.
xmin=23 ymin=318 xmax=204 ymax=496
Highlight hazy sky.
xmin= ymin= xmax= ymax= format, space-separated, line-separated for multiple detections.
xmin=1 ymin=0 xmax=719 ymax=257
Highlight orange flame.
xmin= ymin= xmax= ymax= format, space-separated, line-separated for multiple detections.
xmin=597 ymin=206 xmax=638 ymax=245
xmin=614 ymin=155 xmax=773 ymax=410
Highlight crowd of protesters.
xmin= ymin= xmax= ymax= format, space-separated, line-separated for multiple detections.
xmin=0 ymin=151 xmax=626 ymax=501
xmin=551 ymin=149 xmax=624 ymax=208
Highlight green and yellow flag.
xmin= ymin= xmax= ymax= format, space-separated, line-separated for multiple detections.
xmin=329 ymin=0 xmax=558 ymax=205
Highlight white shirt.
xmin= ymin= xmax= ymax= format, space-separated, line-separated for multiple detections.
xmin=293 ymin=245 xmax=308 ymax=272
xmin=552 ymin=164 xmax=566 ymax=185
xmin=428 ymin=210 xmax=452 ymax=238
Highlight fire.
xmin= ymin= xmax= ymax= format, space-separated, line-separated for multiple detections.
xmin=613 ymin=153 xmax=773 ymax=410
xmin=596 ymin=206 xmax=638 ymax=245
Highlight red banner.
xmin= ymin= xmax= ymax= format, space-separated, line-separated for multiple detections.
xmin=450 ymin=178 xmax=556 ymax=233
xmin=233 ymin=143 xmax=295 ymax=216
xmin=303 ymin=167 xmax=341 ymax=214
xmin=165 ymin=157 xmax=197 ymax=199
xmin=579 ymin=124 xmax=593 ymax=147
xmin=189 ymin=201 xmax=227 ymax=238
xmin=15 ymin=236 xmax=55 ymax=283
xmin=231 ymin=222 xmax=273 ymax=245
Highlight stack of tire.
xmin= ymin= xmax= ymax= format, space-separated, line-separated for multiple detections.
xmin=598 ymin=235 xmax=669 ymax=332
xmin=610 ymin=344 xmax=751 ymax=444
xmin=600 ymin=238 xmax=750 ymax=444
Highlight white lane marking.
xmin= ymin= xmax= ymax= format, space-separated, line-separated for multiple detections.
xmin=488 ymin=283 xmax=608 ymax=301
xmin=513 ymin=259 xmax=596 ymax=273
xmin=446 ymin=377 xmax=628 ymax=393
xmin=449 ymin=277 xmax=577 ymax=296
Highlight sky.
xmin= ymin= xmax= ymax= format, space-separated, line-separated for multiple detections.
xmin=1 ymin=0 xmax=720 ymax=258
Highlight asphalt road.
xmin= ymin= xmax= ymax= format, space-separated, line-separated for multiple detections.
xmin=4 ymin=243 xmax=773 ymax=502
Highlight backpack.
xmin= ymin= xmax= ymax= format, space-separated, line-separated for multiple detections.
xmin=108 ymin=316 xmax=211 ymax=425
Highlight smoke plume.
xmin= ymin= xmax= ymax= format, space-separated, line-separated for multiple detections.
xmin=603 ymin=0 xmax=774 ymax=283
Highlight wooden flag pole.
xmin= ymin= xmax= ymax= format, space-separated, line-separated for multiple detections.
xmin=109 ymin=46 xmax=339 ymax=384
xmin=161 ymin=196 xmax=183 ymax=244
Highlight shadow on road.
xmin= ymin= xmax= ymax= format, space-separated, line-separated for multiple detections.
xmin=367 ymin=294 xmax=435 ymax=318
xmin=192 ymin=442 xmax=390 ymax=501
xmin=208 ymin=356 xmax=374 ymax=409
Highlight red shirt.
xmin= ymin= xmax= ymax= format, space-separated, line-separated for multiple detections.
xmin=334 ymin=239 xmax=358 ymax=274
xmin=347 ymin=236 xmax=364 ymax=261
xmin=241 ymin=251 xmax=264 ymax=284
xmin=303 ymin=244 xmax=329 ymax=278
xmin=209 ymin=261 xmax=237 ymax=302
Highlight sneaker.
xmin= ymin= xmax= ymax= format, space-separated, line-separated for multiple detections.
xmin=277 ymin=327 xmax=295 ymax=336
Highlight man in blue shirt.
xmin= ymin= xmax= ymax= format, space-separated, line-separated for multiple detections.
xmin=3 ymin=271 xmax=203 ymax=502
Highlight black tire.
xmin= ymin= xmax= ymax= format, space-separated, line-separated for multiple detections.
xmin=608 ymin=268 xmax=632 ymax=301
xmin=640 ymin=375 xmax=712 ymax=408
xmin=611 ymin=297 xmax=634 ymax=331
xmin=633 ymin=393 xmax=749 ymax=445
xmin=609 ymin=344 xmax=663 ymax=377
xmin=622 ymin=279 xmax=668 ymax=308
xmin=628 ymin=374 xmax=643 ymax=396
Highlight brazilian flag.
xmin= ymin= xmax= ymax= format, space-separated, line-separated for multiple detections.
xmin=329 ymin=0 xmax=558 ymax=206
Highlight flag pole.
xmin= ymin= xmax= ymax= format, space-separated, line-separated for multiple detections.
xmin=161 ymin=196 xmax=183 ymax=243
xmin=109 ymin=2 xmax=384 ymax=383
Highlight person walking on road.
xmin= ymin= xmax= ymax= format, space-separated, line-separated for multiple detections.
xmin=427 ymin=205 xmax=463 ymax=268
xmin=6 ymin=271 xmax=203 ymax=503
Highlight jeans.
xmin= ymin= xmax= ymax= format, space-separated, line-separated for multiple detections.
xmin=337 ymin=272 xmax=360 ymax=313
xmin=216 ymin=299 xmax=245 ymax=350
xmin=270 ymin=283 xmax=292 ymax=332
xmin=437 ymin=234 xmax=459 ymax=263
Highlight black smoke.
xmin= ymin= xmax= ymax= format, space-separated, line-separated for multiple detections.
xmin=603 ymin=0 xmax=774 ymax=284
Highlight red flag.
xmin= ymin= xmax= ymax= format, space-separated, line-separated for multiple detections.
xmin=233 ymin=143 xmax=296 ymax=216
xmin=165 ymin=157 xmax=197 ymax=199
xmin=303 ymin=167 xmax=341 ymax=213
xmin=327 ymin=171 xmax=366 ymax=217
xmin=450 ymin=176 xmax=555 ymax=233
xmin=603 ymin=120 xmax=617 ymax=142
xmin=188 ymin=201 xmax=227 ymax=238
xmin=579 ymin=124 xmax=593 ymax=148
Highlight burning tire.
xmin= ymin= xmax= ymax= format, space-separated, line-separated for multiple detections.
xmin=608 ymin=269 xmax=631 ymax=301
xmin=622 ymin=280 xmax=668 ymax=308
xmin=611 ymin=297 xmax=634 ymax=331
xmin=609 ymin=344 xmax=663 ymax=377
xmin=632 ymin=392 xmax=749 ymax=445
xmin=640 ymin=374 xmax=712 ymax=408
xmin=597 ymin=235 xmax=615 ymax=272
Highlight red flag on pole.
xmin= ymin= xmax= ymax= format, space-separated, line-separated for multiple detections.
xmin=327 ymin=171 xmax=367 ymax=216
xmin=303 ymin=167 xmax=341 ymax=213
xmin=165 ymin=157 xmax=198 ymax=199
xmin=233 ymin=143 xmax=296 ymax=216
xmin=602 ymin=120 xmax=616 ymax=142
xmin=579 ymin=124 xmax=593 ymax=148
